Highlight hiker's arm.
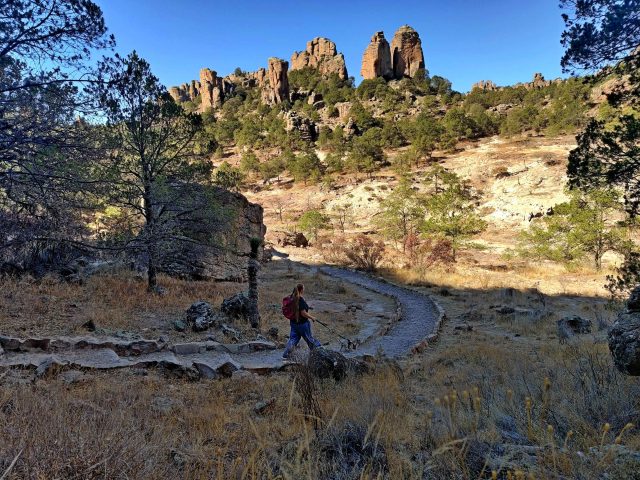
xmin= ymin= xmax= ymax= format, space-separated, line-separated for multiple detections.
xmin=301 ymin=309 xmax=315 ymax=321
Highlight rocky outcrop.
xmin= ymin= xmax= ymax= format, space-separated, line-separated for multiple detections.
xmin=361 ymin=31 xmax=393 ymax=80
xmin=158 ymin=186 xmax=266 ymax=282
xmin=609 ymin=287 xmax=640 ymax=375
xmin=262 ymin=58 xmax=289 ymax=105
xmin=284 ymin=111 xmax=318 ymax=142
xmin=472 ymin=80 xmax=499 ymax=91
xmin=221 ymin=292 xmax=250 ymax=320
xmin=200 ymin=68 xmax=226 ymax=110
xmin=390 ymin=25 xmax=425 ymax=79
xmin=290 ymin=37 xmax=348 ymax=79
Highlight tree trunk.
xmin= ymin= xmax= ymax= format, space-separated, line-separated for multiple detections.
xmin=147 ymin=247 xmax=157 ymax=292
xmin=247 ymin=238 xmax=261 ymax=329
xmin=247 ymin=258 xmax=260 ymax=329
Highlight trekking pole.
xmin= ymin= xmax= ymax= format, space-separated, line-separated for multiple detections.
xmin=314 ymin=318 xmax=358 ymax=350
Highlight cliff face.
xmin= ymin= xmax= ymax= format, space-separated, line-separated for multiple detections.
xmin=390 ymin=25 xmax=425 ymax=79
xmin=290 ymin=37 xmax=348 ymax=80
xmin=262 ymin=58 xmax=290 ymax=105
xmin=361 ymin=26 xmax=425 ymax=81
xmin=361 ymin=31 xmax=393 ymax=80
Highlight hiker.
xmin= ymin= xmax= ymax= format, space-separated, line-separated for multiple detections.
xmin=282 ymin=283 xmax=321 ymax=359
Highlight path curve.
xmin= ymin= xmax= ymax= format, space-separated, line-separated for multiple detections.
xmin=0 ymin=267 xmax=443 ymax=377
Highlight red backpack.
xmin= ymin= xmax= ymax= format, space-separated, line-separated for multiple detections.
xmin=282 ymin=295 xmax=297 ymax=321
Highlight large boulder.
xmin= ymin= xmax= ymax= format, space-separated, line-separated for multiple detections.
xmin=221 ymin=292 xmax=250 ymax=320
xmin=307 ymin=348 xmax=373 ymax=381
xmin=158 ymin=185 xmax=266 ymax=282
xmin=609 ymin=287 xmax=640 ymax=375
xmin=290 ymin=37 xmax=348 ymax=80
xmin=308 ymin=348 xmax=349 ymax=380
xmin=274 ymin=232 xmax=308 ymax=248
xmin=390 ymin=25 xmax=425 ymax=79
xmin=361 ymin=32 xmax=393 ymax=80
xmin=557 ymin=315 xmax=592 ymax=339
xmin=185 ymin=301 xmax=220 ymax=332
xmin=472 ymin=80 xmax=499 ymax=91
xmin=262 ymin=58 xmax=289 ymax=105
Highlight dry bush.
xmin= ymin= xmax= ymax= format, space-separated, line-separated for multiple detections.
xmin=343 ymin=235 xmax=385 ymax=272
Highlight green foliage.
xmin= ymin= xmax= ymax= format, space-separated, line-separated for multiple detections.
xmin=213 ymin=161 xmax=244 ymax=191
xmin=345 ymin=128 xmax=386 ymax=177
xmin=348 ymin=100 xmax=380 ymax=132
xmin=567 ymin=116 xmax=640 ymax=216
xmin=288 ymin=67 xmax=353 ymax=107
xmin=259 ymin=156 xmax=286 ymax=183
xmin=519 ymin=188 xmax=627 ymax=269
xmin=234 ymin=114 xmax=263 ymax=148
xmin=376 ymin=176 xmax=425 ymax=247
xmin=500 ymin=104 xmax=542 ymax=136
xmin=288 ymin=150 xmax=323 ymax=185
xmin=402 ymin=112 xmax=443 ymax=161
xmin=239 ymin=151 xmax=260 ymax=174
xmin=420 ymin=173 xmax=487 ymax=259
xmin=297 ymin=210 xmax=330 ymax=241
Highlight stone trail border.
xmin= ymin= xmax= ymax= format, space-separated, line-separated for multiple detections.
xmin=0 ymin=267 xmax=443 ymax=379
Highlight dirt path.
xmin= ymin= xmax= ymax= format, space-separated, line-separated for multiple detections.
xmin=0 ymin=267 xmax=443 ymax=378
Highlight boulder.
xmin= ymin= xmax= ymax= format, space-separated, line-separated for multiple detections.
xmin=158 ymin=185 xmax=266 ymax=282
xmin=284 ymin=111 xmax=318 ymax=142
xmin=262 ymin=58 xmax=289 ymax=105
xmin=221 ymin=292 xmax=250 ymax=319
xmin=307 ymin=348 xmax=372 ymax=381
xmin=308 ymin=347 xmax=349 ymax=380
xmin=290 ymin=37 xmax=348 ymax=80
xmin=361 ymin=31 xmax=393 ymax=80
xmin=390 ymin=25 xmax=425 ymax=79
xmin=274 ymin=232 xmax=309 ymax=248
xmin=609 ymin=289 xmax=640 ymax=375
xmin=185 ymin=301 xmax=217 ymax=332
xmin=557 ymin=315 xmax=592 ymax=335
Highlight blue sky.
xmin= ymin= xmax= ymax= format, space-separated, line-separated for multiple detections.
xmin=95 ymin=0 xmax=569 ymax=92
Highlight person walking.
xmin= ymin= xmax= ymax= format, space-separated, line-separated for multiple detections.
xmin=282 ymin=283 xmax=321 ymax=359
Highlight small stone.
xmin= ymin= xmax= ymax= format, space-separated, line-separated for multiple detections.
xmin=36 ymin=357 xmax=60 ymax=378
xmin=267 ymin=327 xmax=279 ymax=339
xmin=495 ymin=306 xmax=515 ymax=314
xmin=59 ymin=370 xmax=88 ymax=385
xmin=253 ymin=398 xmax=275 ymax=414
xmin=217 ymin=360 xmax=241 ymax=377
xmin=173 ymin=320 xmax=187 ymax=332
xmin=193 ymin=362 xmax=220 ymax=380
xmin=158 ymin=335 xmax=169 ymax=344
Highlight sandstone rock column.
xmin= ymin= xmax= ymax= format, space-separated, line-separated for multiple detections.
xmin=262 ymin=58 xmax=289 ymax=105
xmin=200 ymin=68 xmax=224 ymax=110
xmin=390 ymin=25 xmax=425 ymax=79
xmin=361 ymin=31 xmax=393 ymax=80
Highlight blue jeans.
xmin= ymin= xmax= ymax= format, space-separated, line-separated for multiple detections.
xmin=283 ymin=320 xmax=321 ymax=358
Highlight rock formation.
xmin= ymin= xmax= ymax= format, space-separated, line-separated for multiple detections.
xmin=361 ymin=31 xmax=393 ymax=80
xmin=284 ymin=111 xmax=318 ymax=142
xmin=158 ymin=186 xmax=266 ymax=282
xmin=200 ymin=68 xmax=225 ymax=110
xmin=390 ymin=25 xmax=425 ymax=79
xmin=609 ymin=286 xmax=640 ymax=375
xmin=262 ymin=58 xmax=289 ymax=105
xmin=472 ymin=80 xmax=499 ymax=91
xmin=290 ymin=37 xmax=348 ymax=79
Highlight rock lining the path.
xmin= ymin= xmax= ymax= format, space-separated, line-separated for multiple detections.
xmin=0 ymin=267 xmax=443 ymax=380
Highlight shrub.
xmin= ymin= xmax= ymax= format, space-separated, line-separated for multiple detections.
xmin=344 ymin=235 xmax=385 ymax=271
